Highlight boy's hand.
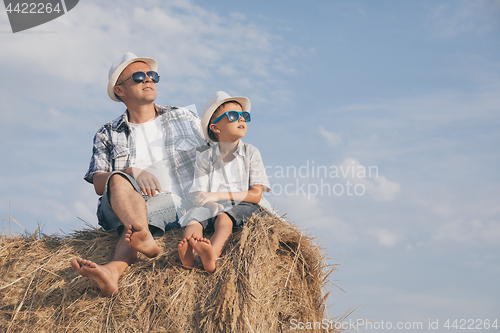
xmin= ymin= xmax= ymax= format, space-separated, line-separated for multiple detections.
xmin=204 ymin=201 xmax=224 ymax=217
xmin=194 ymin=192 xmax=220 ymax=207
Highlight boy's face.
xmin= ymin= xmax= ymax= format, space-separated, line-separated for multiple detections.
xmin=210 ymin=102 xmax=248 ymax=142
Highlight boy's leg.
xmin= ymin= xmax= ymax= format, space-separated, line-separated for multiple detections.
xmin=190 ymin=213 xmax=233 ymax=273
xmin=178 ymin=221 xmax=203 ymax=268
xmin=210 ymin=213 xmax=233 ymax=257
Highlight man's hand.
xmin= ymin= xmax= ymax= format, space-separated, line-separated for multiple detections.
xmin=127 ymin=167 xmax=162 ymax=197
xmin=194 ymin=192 xmax=220 ymax=207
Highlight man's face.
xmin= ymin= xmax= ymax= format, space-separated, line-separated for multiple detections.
xmin=114 ymin=61 xmax=157 ymax=104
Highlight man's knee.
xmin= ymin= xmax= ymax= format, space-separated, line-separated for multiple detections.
xmin=108 ymin=172 xmax=136 ymax=198
xmin=109 ymin=172 xmax=130 ymax=187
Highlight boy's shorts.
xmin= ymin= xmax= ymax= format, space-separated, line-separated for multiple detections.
xmin=183 ymin=200 xmax=261 ymax=230
xmin=96 ymin=171 xmax=183 ymax=238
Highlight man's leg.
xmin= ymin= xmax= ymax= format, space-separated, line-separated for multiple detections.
xmin=108 ymin=173 xmax=160 ymax=258
xmin=71 ymin=172 xmax=159 ymax=296
xmin=70 ymin=231 xmax=136 ymax=296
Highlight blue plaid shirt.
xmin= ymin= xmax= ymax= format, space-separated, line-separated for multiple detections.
xmin=84 ymin=104 xmax=208 ymax=199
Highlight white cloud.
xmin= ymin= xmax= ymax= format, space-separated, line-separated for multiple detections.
xmin=74 ymin=200 xmax=98 ymax=228
xmin=428 ymin=1 xmax=500 ymax=39
xmin=331 ymin=87 xmax=500 ymax=143
xmin=434 ymin=219 xmax=500 ymax=247
xmin=366 ymin=228 xmax=402 ymax=247
xmin=271 ymin=194 xmax=357 ymax=244
xmin=415 ymin=197 xmax=454 ymax=218
xmin=339 ymin=158 xmax=400 ymax=201
xmin=0 ymin=0 xmax=295 ymax=104
xmin=319 ymin=125 xmax=343 ymax=147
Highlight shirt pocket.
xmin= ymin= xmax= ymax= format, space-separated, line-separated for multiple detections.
xmin=175 ymin=137 xmax=198 ymax=152
xmin=174 ymin=137 xmax=198 ymax=182
xmin=111 ymin=144 xmax=130 ymax=169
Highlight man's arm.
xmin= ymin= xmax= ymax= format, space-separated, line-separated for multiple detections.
xmin=193 ymin=185 xmax=263 ymax=207
xmin=92 ymin=172 xmax=110 ymax=196
xmin=92 ymin=167 xmax=162 ymax=197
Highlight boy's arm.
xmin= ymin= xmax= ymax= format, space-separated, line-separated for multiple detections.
xmin=194 ymin=185 xmax=263 ymax=207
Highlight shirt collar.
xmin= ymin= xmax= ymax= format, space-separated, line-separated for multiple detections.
xmin=210 ymin=140 xmax=245 ymax=164
xmin=112 ymin=104 xmax=168 ymax=131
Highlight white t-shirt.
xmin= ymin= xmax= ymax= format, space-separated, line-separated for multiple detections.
xmin=129 ymin=117 xmax=180 ymax=195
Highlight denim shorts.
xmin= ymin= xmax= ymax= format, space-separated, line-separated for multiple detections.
xmin=184 ymin=200 xmax=261 ymax=230
xmin=96 ymin=171 xmax=184 ymax=238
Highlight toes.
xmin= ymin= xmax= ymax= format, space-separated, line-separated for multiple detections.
xmin=70 ymin=258 xmax=81 ymax=270
xmin=132 ymin=222 xmax=144 ymax=232
xmin=81 ymin=259 xmax=95 ymax=267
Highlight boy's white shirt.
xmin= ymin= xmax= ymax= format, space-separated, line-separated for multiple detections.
xmin=185 ymin=140 xmax=273 ymax=220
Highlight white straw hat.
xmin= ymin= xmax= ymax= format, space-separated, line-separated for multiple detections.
xmin=201 ymin=91 xmax=251 ymax=142
xmin=107 ymin=52 xmax=158 ymax=102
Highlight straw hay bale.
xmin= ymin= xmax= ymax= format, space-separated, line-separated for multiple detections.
xmin=0 ymin=213 xmax=341 ymax=332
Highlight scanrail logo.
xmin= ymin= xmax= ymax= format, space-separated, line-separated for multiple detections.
xmin=3 ymin=0 xmax=79 ymax=33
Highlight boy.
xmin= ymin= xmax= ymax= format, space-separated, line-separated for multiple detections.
xmin=178 ymin=91 xmax=272 ymax=272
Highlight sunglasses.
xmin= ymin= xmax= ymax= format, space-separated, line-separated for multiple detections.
xmin=209 ymin=111 xmax=251 ymax=133
xmin=117 ymin=71 xmax=160 ymax=85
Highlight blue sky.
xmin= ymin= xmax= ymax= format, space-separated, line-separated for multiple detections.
xmin=1 ymin=0 xmax=499 ymax=331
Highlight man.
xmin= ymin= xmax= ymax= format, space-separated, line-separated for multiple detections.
xmin=71 ymin=52 xmax=206 ymax=296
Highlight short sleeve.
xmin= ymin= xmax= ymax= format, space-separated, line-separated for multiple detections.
xmin=189 ymin=151 xmax=211 ymax=193
xmin=247 ymin=146 xmax=271 ymax=192
xmin=83 ymin=131 xmax=113 ymax=183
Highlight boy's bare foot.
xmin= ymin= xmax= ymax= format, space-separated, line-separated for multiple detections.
xmin=70 ymin=258 xmax=118 ymax=296
xmin=125 ymin=222 xmax=160 ymax=258
xmin=189 ymin=236 xmax=217 ymax=273
xmin=178 ymin=237 xmax=194 ymax=269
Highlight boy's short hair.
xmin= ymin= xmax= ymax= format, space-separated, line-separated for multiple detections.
xmin=208 ymin=100 xmax=243 ymax=142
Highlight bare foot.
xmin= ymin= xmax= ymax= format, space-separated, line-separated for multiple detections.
xmin=70 ymin=258 xmax=118 ymax=296
xmin=189 ymin=236 xmax=217 ymax=273
xmin=178 ymin=237 xmax=194 ymax=269
xmin=125 ymin=222 xmax=160 ymax=258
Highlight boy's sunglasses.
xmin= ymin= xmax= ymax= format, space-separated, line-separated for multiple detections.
xmin=209 ymin=111 xmax=251 ymax=133
xmin=117 ymin=71 xmax=160 ymax=85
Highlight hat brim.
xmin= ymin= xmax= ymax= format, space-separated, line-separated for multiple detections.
xmin=201 ymin=96 xmax=251 ymax=142
xmin=107 ymin=57 xmax=158 ymax=102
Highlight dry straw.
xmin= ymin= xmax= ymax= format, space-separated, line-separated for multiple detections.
xmin=1 ymin=213 xmax=345 ymax=332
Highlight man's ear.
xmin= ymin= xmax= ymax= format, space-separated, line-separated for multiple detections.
xmin=114 ymin=85 xmax=125 ymax=98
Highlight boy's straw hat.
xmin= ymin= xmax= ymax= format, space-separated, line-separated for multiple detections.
xmin=201 ymin=91 xmax=251 ymax=142
xmin=107 ymin=52 xmax=158 ymax=102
